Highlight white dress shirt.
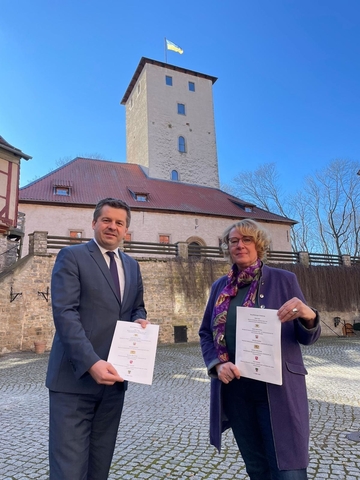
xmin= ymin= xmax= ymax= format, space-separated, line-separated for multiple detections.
xmin=93 ymin=239 xmax=125 ymax=301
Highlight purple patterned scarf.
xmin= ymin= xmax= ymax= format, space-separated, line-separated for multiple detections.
xmin=212 ymin=259 xmax=262 ymax=363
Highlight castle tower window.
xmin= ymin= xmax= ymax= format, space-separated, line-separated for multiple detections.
xmin=178 ymin=136 xmax=186 ymax=153
xmin=166 ymin=75 xmax=173 ymax=86
xmin=171 ymin=170 xmax=179 ymax=181
xmin=177 ymin=103 xmax=185 ymax=115
xmin=188 ymin=81 xmax=195 ymax=92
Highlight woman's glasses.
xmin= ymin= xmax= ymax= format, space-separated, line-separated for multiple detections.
xmin=228 ymin=236 xmax=254 ymax=247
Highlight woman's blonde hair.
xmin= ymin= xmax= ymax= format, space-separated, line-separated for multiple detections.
xmin=221 ymin=219 xmax=271 ymax=261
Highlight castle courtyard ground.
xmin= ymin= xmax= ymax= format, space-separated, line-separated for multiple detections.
xmin=1 ymin=337 xmax=360 ymax=479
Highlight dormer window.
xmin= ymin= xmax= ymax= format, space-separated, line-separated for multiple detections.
xmin=53 ymin=180 xmax=72 ymax=196
xmin=128 ymin=188 xmax=149 ymax=202
xmin=230 ymin=199 xmax=254 ymax=212
xmin=54 ymin=187 xmax=70 ymax=196
xmin=135 ymin=194 xmax=148 ymax=202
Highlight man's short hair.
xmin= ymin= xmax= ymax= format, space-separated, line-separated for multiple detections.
xmin=93 ymin=198 xmax=131 ymax=227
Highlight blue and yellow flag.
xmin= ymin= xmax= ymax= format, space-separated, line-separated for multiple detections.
xmin=166 ymin=39 xmax=183 ymax=54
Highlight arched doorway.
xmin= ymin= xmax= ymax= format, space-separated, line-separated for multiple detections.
xmin=186 ymin=236 xmax=206 ymax=258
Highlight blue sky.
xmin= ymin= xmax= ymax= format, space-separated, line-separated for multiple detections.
xmin=1 ymin=0 xmax=359 ymax=190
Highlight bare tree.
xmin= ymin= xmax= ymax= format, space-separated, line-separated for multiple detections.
xmin=228 ymin=159 xmax=360 ymax=256
xmin=229 ymin=163 xmax=301 ymax=249
xmin=288 ymin=191 xmax=315 ymax=252
xmin=52 ymin=153 xmax=109 ymax=171
xmin=305 ymin=159 xmax=360 ymax=256
xmin=232 ymin=163 xmax=288 ymax=216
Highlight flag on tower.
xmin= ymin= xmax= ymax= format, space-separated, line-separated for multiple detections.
xmin=166 ymin=39 xmax=183 ymax=54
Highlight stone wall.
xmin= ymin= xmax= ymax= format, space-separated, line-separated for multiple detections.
xmin=139 ymin=257 xmax=226 ymax=344
xmin=0 ymin=253 xmax=54 ymax=353
xmin=1 ymin=233 xmax=359 ymax=354
xmin=0 ymin=250 xmax=226 ymax=354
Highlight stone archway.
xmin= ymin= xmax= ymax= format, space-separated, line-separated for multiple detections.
xmin=186 ymin=236 xmax=206 ymax=257
xmin=186 ymin=236 xmax=206 ymax=246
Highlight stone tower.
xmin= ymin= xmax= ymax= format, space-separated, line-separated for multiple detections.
xmin=121 ymin=57 xmax=220 ymax=189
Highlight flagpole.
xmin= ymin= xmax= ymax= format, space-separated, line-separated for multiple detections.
xmin=164 ymin=37 xmax=167 ymax=63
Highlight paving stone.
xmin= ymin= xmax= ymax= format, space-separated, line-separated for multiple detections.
xmin=0 ymin=337 xmax=360 ymax=479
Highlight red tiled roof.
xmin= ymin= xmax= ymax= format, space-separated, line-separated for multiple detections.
xmin=19 ymin=158 xmax=295 ymax=224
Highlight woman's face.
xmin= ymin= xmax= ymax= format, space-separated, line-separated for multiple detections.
xmin=228 ymin=227 xmax=258 ymax=270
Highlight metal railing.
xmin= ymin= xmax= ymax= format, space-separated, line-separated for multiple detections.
xmin=45 ymin=235 xmax=360 ymax=265
xmin=188 ymin=244 xmax=222 ymax=258
xmin=123 ymin=241 xmax=178 ymax=256
xmin=266 ymin=250 xmax=300 ymax=264
xmin=308 ymin=252 xmax=342 ymax=266
xmin=351 ymin=256 xmax=360 ymax=266
xmin=47 ymin=235 xmax=92 ymax=249
xmin=46 ymin=236 xmax=178 ymax=256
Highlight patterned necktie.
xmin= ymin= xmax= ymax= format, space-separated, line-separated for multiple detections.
xmin=106 ymin=251 xmax=121 ymax=300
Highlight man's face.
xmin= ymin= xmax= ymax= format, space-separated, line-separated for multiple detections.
xmin=92 ymin=205 xmax=128 ymax=250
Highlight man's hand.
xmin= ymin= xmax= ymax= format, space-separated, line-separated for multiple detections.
xmin=134 ymin=319 xmax=150 ymax=328
xmin=88 ymin=360 xmax=124 ymax=385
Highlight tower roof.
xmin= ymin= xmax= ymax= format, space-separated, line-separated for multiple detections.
xmin=121 ymin=57 xmax=218 ymax=105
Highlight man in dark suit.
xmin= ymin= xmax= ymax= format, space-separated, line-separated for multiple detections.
xmin=46 ymin=197 xmax=148 ymax=480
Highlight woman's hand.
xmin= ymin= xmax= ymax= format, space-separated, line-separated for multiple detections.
xmin=277 ymin=297 xmax=316 ymax=328
xmin=215 ymin=362 xmax=241 ymax=384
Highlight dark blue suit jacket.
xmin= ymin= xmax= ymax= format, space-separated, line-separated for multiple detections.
xmin=46 ymin=239 xmax=146 ymax=394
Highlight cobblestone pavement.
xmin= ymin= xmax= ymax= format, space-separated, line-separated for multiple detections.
xmin=1 ymin=337 xmax=360 ymax=480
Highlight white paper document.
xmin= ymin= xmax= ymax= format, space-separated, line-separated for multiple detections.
xmin=108 ymin=321 xmax=159 ymax=385
xmin=235 ymin=307 xmax=282 ymax=385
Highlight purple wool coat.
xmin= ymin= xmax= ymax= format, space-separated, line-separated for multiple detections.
xmin=199 ymin=264 xmax=321 ymax=471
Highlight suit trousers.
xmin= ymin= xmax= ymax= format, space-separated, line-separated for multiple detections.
xmin=49 ymin=384 xmax=125 ymax=480
xmin=222 ymin=377 xmax=308 ymax=480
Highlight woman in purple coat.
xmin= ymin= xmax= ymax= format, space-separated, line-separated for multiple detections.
xmin=199 ymin=219 xmax=320 ymax=480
